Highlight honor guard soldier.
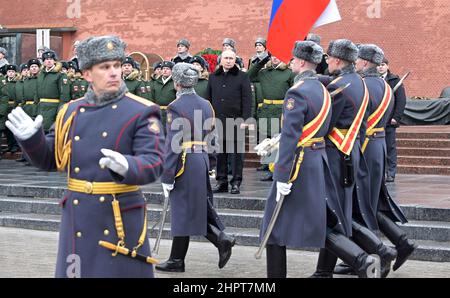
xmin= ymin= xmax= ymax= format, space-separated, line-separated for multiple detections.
xmin=311 ymin=39 xmax=396 ymax=278
xmin=68 ymin=61 xmax=89 ymax=100
xmin=156 ymin=63 xmax=235 ymax=272
xmin=172 ymin=39 xmax=193 ymax=64
xmin=6 ymin=35 xmax=164 ymax=278
xmin=151 ymin=61 xmax=176 ymax=125
xmin=248 ymin=52 xmax=296 ymax=181
xmin=0 ymin=64 xmax=20 ymax=153
xmin=332 ymin=44 xmax=415 ymax=275
xmin=36 ymin=50 xmax=71 ymax=132
xmin=189 ymin=55 xmax=209 ymax=99
xmin=122 ymin=56 xmax=149 ymax=99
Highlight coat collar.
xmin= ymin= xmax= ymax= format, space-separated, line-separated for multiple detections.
xmin=215 ymin=65 xmax=240 ymax=76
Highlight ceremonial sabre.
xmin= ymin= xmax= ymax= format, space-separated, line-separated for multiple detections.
xmin=99 ymin=240 xmax=159 ymax=265
xmin=152 ymin=192 xmax=170 ymax=254
xmin=392 ymin=72 xmax=410 ymax=93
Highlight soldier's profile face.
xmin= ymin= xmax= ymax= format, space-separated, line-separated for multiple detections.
xmin=192 ymin=62 xmax=203 ymax=72
xmin=355 ymin=58 xmax=366 ymax=72
xmin=291 ymin=57 xmax=303 ymax=73
xmin=84 ymin=60 xmax=122 ymax=94
xmin=21 ymin=69 xmax=29 ymax=76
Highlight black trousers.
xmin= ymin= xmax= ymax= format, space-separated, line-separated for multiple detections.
xmin=385 ymin=126 xmax=397 ymax=178
xmin=5 ymin=127 xmax=18 ymax=151
xmin=216 ymin=139 xmax=244 ymax=186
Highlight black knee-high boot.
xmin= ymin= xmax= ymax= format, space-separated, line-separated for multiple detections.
xmin=155 ymin=236 xmax=190 ymax=272
xmin=310 ymin=248 xmax=338 ymax=278
xmin=377 ymin=212 xmax=417 ymax=271
xmin=324 ymin=230 xmax=377 ymax=278
xmin=205 ymin=224 xmax=236 ymax=269
xmin=351 ymin=221 xmax=397 ymax=278
xmin=266 ymin=244 xmax=287 ymax=278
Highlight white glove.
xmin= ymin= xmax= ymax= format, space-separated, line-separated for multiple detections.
xmin=276 ymin=181 xmax=292 ymax=202
xmin=162 ymin=183 xmax=174 ymax=198
xmin=99 ymin=148 xmax=129 ymax=176
xmin=254 ymin=138 xmax=271 ymax=152
xmin=5 ymin=107 xmax=43 ymax=141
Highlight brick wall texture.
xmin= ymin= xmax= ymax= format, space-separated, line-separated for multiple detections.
xmin=1 ymin=0 xmax=449 ymax=97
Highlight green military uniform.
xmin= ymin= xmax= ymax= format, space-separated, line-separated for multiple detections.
xmin=195 ymin=70 xmax=209 ymax=99
xmin=123 ymin=69 xmax=149 ymax=99
xmin=68 ymin=72 xmax=88 ymax=100
xmin=151 ymin=75 xmax=176 ymax=125
xmin=248 ymin=59 xmax=295 ymax=137
xmin=36 ymin=61 xmax=71 ymax=131
xmin=0 ymin=76 xmax=9 ymax=132
xmin=0 ymin=71 xmax=21 ymax=151
xmin=19 ymin=73 xmax=39 ymax=118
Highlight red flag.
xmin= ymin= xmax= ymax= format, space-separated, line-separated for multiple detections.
xmin=267 ymin=0 xmax=330 ymax=63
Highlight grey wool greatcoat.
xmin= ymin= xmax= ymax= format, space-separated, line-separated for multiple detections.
xmin=161 ymin=92 xmax=225 ymax=237
xmin=17 ymin=92 xmax=164 ymax=278
xmin=260 ymin=71 xmax=337 ymax=248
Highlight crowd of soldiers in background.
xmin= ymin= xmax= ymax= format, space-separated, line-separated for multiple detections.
xmin=0 ymin=34 xmax=395 ymax=170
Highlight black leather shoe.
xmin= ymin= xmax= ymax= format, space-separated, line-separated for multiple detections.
xmin=386 ymin=176 xmax=395 ymax=183
xmin=393 ymin=239 xmax=417 ymax=271
xmin=155 ymin=259 xmax=185 ymax=272
xmin=217 ymin=233 xmax=236 ymax=269
xmin=213 ymin=183 xmax=228 ymax=193
xmin=260 ymin=174 xmax=273 ymax=182
xmin=230 ymin=185 xmax=240 ymax=194
xmin=309 ymin=271 xmax=333 ymax=278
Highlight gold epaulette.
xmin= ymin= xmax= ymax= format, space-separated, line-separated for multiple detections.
xmin=329 ymin=76 xmax=343 ymax=85
xmin=126 ymin=92 xmax=155 ymax=107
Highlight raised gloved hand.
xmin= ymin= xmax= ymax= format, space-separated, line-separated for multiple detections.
xmin=99 ymin=148 xmax=129 ymax=177
xmin=259 ymin=51 xmax=272 ymax=65
xmin=254 ymin=138 xmax=271 ymax=156
xmin=161 ymin=183 xmax=174 ymax=198
xmin=5 ymin=107 xmax=43 ymax=141
xmin=276 ymin=181 xmax=292 ymax=202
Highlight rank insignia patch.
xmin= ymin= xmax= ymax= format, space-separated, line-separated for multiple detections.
xmin=286 ymin=98 xmax=295 ymax=110
xmin=148 ymin=118 xmax=160 ymax=134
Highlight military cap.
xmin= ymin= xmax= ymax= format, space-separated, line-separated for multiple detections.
xmin=76 ymin=35 xmax=127 ymax=70
xmin=327 ymin=39 xmax=359 ymax=63
xmin=0 ymin=47 xmax=7 ymax=56
xmin=20 ymin=63 xmax=29 ymax=71
xmin=306 ymin=33 xmax=321 ymax=45
xmin=293 ymin=40 xmax=324 ymax=65
xmin=6 ymin=64 xmax=17 ymax=71
xmin=61 ymin=61 xmax=70 ymax=70
xmin=223 ymin=38 xmax=236 ymax=48
xmin=67 ymin=61 xmax=79 ymax=72
xmin=358 ymin=44 xmax=384 ymax=65
xmin=27 ymin=58 xmax=41 ymax=67
xmin=122 ymin=56 xmax=135 ymax=67
xmin=153 ymin=61 xmax=163 ymax=70
xmin=189 ymin=55 xmax=207 ymax=69
xmin=177 ymin=39 xmax=191 ymax=49
xmin=161 ymin=61 xmax=175 ymax=69
xmin=172 ymin=62 xmax=199 ymax=88
xmin=0 ymin=65 xmax=6 ymax=75
xmin=255 ymin=37 xmax=267 ymax=48
xmin=42 ymin=50 xmax=57 ymax=61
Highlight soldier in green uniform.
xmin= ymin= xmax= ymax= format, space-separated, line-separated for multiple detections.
xmin=20 ymin=59 xmax=41 ymax=118
xmin=151 ymin=61 xmax=176 ymax=125
xmin=15 ymin=63 xmax=29 ymax=107
xmin=122 ymin=56 xmax=149 ymax=99
xmin=0 ymin=64 xmax=21 ymax=153
xmin=189 ymin=56 xmax=209 ymax=99
xmin=36 ymin=50 xmax=71 ymax=132
xmin=67 ymin=61 xmax=88 ymax=100
xmin=248 ymin=53 xmax=295 ymax=181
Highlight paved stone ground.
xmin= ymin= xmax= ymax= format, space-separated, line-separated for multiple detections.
xmin=1 ymin=227 xmax=449 ymax=278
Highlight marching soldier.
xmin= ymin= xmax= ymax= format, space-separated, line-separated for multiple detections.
xmin=260 ymin=41 xmax=377 ymax=278
xmin=333 ymin=44 xmax=416 ymax=275
xmin=0 ymin=64 xmax=20 ymax=153
xmin=172 ymin=39 xmax=193 ymax=64
xmin=189 ymin=55 xmax=209 ymax=99
xmin=122 ymin=56 xmax=149 ymax=99
xmin=306 ymin=33 xmax=328 ymax=75
xmin=36 ymin=50 xmax=71 ymax=132
xmin=6 ymin=35 xmax=164 ymax=278
xmin=156 ymin=63 xmax=235 ymax=272
xmin=151 ymin=61 xmax=176 ymax=125
xmin=248 ymin=53 xmax=296 ymax=181
xmin=311 ymin=39 xmax=396 ymax=278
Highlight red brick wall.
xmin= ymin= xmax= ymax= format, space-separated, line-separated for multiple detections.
xmin=1 ymin=0 xmax=448 ymax=97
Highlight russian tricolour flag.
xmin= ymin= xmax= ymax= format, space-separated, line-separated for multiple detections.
xmin=267 ymin=0 xmax=341 ymax=62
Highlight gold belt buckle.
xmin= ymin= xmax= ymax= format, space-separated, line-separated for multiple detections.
xmin=84 ymin=182 xmax=94 ymax=194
